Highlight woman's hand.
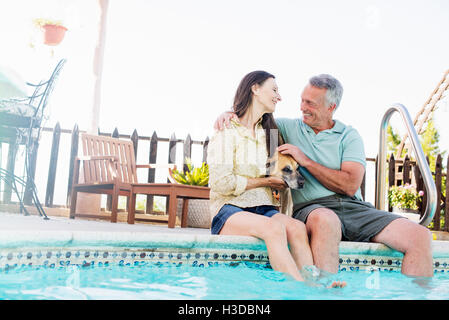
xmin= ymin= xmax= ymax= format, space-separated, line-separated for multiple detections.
xmin=246 ymin=176 xmax=287 ymax=191
xmin=266 ymin=176 xmax=287 ymax=190
xmin=213 ymin=111 xmax=239 ymax=131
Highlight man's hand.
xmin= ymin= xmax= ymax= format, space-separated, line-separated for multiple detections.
xmin=277 ymin=144 xmax=364 ymax=197
xmin=277 ymin=144 xmax=310 ymax=167
xmin=213 ymin=111 xmax=238 ymax=131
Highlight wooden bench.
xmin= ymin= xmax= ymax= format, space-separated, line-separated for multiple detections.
xmin=69 ymin=133 xmax=139 ymax=222
xmin=69 ymin=133 xmax=210 ymax=227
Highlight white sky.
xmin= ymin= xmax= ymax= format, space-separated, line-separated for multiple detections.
xmin=1 ymin=0 xmax=448 ymax=153
xmin=105 ymin=0 xmax=449 ymax=159
xmin=1 ymin=0 xmax=449 ymax=204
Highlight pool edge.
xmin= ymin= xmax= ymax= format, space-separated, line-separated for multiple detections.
xmin=1 ymin=229 xmax=448 ymax=257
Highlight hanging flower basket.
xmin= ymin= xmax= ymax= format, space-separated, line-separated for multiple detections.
xmin=42 ymin=24 xmax=67 ymax=46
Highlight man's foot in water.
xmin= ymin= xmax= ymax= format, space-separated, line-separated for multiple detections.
xmin=300 ymin=265 xmax=346 ymax=288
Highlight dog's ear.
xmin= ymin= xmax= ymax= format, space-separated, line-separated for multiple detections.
xmin=266 ymin=158 xmax=275 ymax=172
xmin=266 ymin=154 xmax=278 ymax=174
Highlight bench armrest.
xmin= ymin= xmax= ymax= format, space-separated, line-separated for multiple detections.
xmin=136 ymin=164 xmax=177 ymax=169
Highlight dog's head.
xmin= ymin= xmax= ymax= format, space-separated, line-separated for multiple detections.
xmin=267 ymin=150 xmax=305 ymax=189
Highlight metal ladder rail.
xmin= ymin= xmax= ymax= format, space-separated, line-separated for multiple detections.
xmin=376 ymin=103 xmax=437 ymax=226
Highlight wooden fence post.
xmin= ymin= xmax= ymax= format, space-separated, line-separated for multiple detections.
xmin=444 ymin=155 xmax=449 ymax=232
xmin=387 ymin=154 xmax=395 ymax=212
xmin=183 ymin=134 xmax=192 ymax=172
xmin=128 ymin=129 xmax=139 ymax=211
xmin=434 ymin=154 xmax=442 ymax=230
xmin=45 ymin=122 xmax=61 ymax=207
xmin=202 ymin=136 xmax=209 ymax=164
xmin=168 ymin=133 xmax=177 ymax=169
xmin=403 ymin=154 xmax=411 ymax=185
xmin=422 ymin=156 xmax=431 ymax=228
xmin=66 ymin=124 xmax=79 ymax=207
xmin=107 ymin=128 xmax=119 ymax=211
xmin=112 ymin=128 xmax=119 ymax=139
xmin=166 ymin=133 xmax=177 ymax=211
xmin=130 ymin=129 xmax=139 ymax=158
xmin=414 ymin=163 xmax=425 ymax=216
xmin=146 ymin=131 xmax=158 ymax=214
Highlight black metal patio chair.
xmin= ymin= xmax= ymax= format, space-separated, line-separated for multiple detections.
xmin=0 ymin=59 xmax=66 ymax=219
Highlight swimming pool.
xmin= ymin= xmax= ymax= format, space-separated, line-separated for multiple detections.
xmin=2 ymin=262 xmax=449 ymax=300
xmin=1 ymin=224 xmax=449 ymax=300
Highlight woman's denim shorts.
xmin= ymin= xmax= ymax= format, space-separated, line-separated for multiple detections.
xmin=211 ymin=204 xmax=279 ymax=235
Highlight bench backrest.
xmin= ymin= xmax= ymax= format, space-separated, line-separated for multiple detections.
xmin=81 ymin=133 xmax=138 ymax=185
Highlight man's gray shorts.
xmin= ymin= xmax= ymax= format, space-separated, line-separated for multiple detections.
xmin=292 ymin=194 xmax=405 ymax=242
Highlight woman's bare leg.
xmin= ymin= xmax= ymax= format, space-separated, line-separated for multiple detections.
xmin=271 ymin=213 xmax=314 ymax=269
xmin=219 ymin=211 xmax=304 ymax=281
xmin=272 ymin=213 xmax=346 ymax=288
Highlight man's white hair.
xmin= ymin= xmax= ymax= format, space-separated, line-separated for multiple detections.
xmin=309 ymin=74 xmax=344 ymax=110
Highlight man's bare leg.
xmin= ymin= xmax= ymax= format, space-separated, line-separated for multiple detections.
xmin=304 ymin=208 xmax=342 ymax=274
xmin=371 ymin=218 xmax=433 ymax=277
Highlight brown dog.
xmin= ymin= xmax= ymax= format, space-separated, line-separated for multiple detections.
xmin=266 ymin=150 xmax=304 ymax=215
xmin=267 ymin=150 xmax=305 ymax=190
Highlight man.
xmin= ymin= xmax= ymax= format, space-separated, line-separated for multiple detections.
xmin=215 ymin=74 xmax=433 ymax=278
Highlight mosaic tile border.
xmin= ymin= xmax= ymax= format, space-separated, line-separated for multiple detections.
xmin=1 ymin=247 xmax=449 ymax=274
xmin=339 ymin=255 xmax=449 ymax=274
xmin=0 ymin=247 xmax=270 ymax=271
xmin=338 ymin=254 xmax=403 ymax=272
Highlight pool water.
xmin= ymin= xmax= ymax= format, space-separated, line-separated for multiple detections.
xmin=1 ymin=262 xmax=448 ymax=300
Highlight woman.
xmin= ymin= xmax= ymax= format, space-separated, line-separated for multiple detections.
xmin=207 ymin=71 xmax=344 ymax=286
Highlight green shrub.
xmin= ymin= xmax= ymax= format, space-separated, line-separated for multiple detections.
xmin=171 ymin=158 xmax=209 ymax=186
xmin=388 ymin=184 xmax=423 ymax=210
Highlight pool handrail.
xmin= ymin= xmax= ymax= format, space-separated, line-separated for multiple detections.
xmin=375 ymin=103 xmax=437 ymax=226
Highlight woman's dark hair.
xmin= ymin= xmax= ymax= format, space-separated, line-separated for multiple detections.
xmin=233 ymin=70 xmax=283 ymax=157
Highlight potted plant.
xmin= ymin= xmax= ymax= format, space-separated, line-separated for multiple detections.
xmin=169 ymin=158 xmax=210 ymax=228
xmin=33 ymin=18 xmax=68 ymax=46
xmin=388 ymin=184 xmax=424 ymax=222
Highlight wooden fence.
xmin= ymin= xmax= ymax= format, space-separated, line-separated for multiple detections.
xmin=0 ymin=123 xmax=209 ymax=215
xmin=1 ymin=123 xmax=447 ymax=231
xmin=387 ymin=153 xmax=448 ymax=231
